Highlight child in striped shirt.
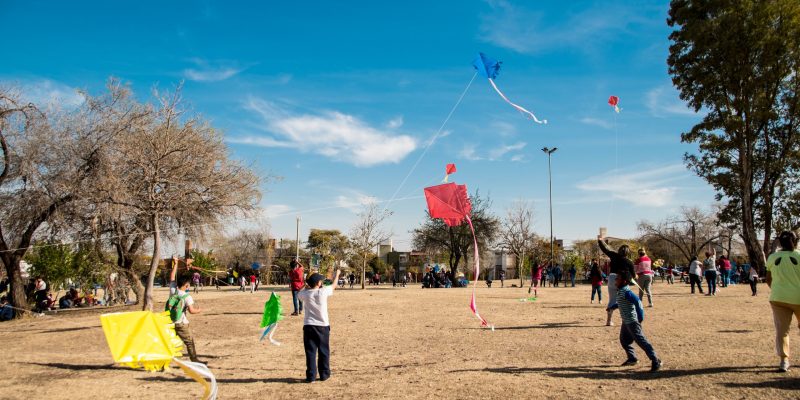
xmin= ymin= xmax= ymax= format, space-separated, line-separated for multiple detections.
xmin=609 ymin=270 xmax=662 ymax=372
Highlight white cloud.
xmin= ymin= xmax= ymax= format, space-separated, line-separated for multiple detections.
xmin=461 ymin=141 xmax=526 ymax=161
xmin=579 ymin=117 xmax=613 ymax=130
xmin=335 ymin=191 xmax=378 ymax=213
xmin=459 ymin=144 xmax=483 ymax=161
xmin=646 ymin=86 xmax=698 ymax=117
xmin=262 ymin=204 xmax=293 ymax=218
xmin=183 ymin=59 xmax=244 ymax=82
xmin=576 ymin=164 xmax=688 ymax=207
xmin=479 ymin=0 xmax=651 ymax=54
xmin=490 ymin=120 xmax=518 ymax=137
xmin=387 ymin=116 xmax=404 ymax=129
xmin=230 ymin=97 xmax=417 ymax=167
xmin=488 ymin=142 xmax=526 ymax=159
xmin=19 ymin=80 xmax=84 ymax=108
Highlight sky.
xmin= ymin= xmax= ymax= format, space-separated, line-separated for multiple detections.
xmin=0 ymin=0 xmax=717 ymax=252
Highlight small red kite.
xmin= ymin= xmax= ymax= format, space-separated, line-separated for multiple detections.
xmin=608 ymin=96 xmax=620 ymax=113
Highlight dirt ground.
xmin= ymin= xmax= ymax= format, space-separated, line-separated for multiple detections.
xmin=1 ymin=279 xmax=798 ymax=399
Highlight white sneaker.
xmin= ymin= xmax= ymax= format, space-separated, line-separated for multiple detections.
xmin=780 ymin=359 xmax=790 ymax=372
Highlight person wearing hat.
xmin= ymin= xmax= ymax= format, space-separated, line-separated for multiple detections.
xmin=297 ymin=269 xmax=341 ymax=383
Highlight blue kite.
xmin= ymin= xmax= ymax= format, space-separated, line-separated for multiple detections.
xmin=472 ymin=52 xmax=547 ymax=124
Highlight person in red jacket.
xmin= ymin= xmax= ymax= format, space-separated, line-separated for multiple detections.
xmin=290 ymin=258 xmax=305 ymax=315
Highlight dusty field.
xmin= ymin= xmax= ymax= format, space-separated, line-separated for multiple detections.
xmin=1 ymin=279 xmax=798 ymax=399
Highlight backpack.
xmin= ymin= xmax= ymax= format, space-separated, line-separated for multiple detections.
xmin=165 ymin=292 xmax=190 ymax=323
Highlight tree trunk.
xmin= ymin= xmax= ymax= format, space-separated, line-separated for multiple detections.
xmin=115 ymin=241 xmax=144 ymax=305
xmin=143 ymin=214 xmax=160 ymax=311
xmin=740 ymin=149 xmax=767 ymax=272
xmin=2 ymin=254 xmax=27 ymax=318
xmin=361 ymin=253 xmax=367 ymax=290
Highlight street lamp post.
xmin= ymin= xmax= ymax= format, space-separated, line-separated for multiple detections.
xmin=542 ymin=147 xmax=557 ymax=268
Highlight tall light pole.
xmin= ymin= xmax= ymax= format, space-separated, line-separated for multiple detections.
xmin=542 ymin=147 xmax=557 ymax=268
xmin=295 ymin=216 xmax=301 ymax=261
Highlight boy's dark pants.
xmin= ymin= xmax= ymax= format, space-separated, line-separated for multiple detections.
xmin=174 ymin=323 xmax=198 ymax=361
xmin=620 ymin=322 xmax=657 ymax=362
xmin=303 ymin=325 xmax=330 ymax=381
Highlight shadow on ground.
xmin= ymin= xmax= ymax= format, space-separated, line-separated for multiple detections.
xmin=491 ymin=322 xmax=596 ymax=331
xmin=139 ymin=375 xmax=306 ymax=384
xmin=449 ymin=364 xmax=778 ymax=381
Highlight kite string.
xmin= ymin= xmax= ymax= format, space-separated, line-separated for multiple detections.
xmin=383 ymin=72 xmax=478 ymax=212
xmin=607 ymin=111 xmax=619 ymax=230
xmin=0 ymin=195 xmax=423 ymax=255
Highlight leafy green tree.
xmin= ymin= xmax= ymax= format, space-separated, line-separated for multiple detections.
xmin=668 ymin=0 xmax=800 ymax=271
xmin=28 ymin=244 xmax=74 ymax=292
xmin=307 ymin=229 xmax=350 ymax=276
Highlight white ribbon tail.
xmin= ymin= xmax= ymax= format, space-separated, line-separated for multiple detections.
xmin=173 ymin=358 xmax=218 ymax=400
xmin=268 ymin=323 xmax=281 ymax=345
xmin=260 ymin=322 xmax=281 ymax=345
xmin=488 ymin=79 xmax=547 ymax=124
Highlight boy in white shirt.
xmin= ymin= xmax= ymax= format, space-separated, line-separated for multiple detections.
xmin=297 ymin=269 xmax=340 ymax=382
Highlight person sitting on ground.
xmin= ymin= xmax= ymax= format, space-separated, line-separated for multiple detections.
xmin=0 ymin=296 xmax=14 ymax=321
xmin=59 ymin=288 xmax=81 ymax=309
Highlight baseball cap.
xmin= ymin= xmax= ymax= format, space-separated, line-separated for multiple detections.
xmin=306 ymin=273 xmax=325 ymax=287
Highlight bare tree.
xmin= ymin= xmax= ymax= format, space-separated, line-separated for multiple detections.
xmin=0 ymin=82 xmax=146 ymax=317
xmin=97 ymin=85 xmax=261 ymax=311
xmin=638 ymin=207 xmax=722 ymax=264
xmin=349 ymin=203 xmax=391 ymax=289
xmin=498 ymin=200 xmax=536 ymax=286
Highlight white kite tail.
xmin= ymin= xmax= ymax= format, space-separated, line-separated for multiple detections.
xmin=173 ymin=358 xmax=218 ymax=400
xmin=488 ymin=78 xmax=547 ymax=124
xmin=466 ymin=216 xmax=492 ymax=329
xmin=260 ymin=322 xmax=282 ymax=346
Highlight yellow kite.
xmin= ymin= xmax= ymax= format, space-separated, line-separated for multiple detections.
xmin=101 ymin=311 xmax=217 ymax=399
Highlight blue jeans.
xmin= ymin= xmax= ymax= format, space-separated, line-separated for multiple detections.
xmin=591 ymin=285 xmax=602 ymax=302
xmin=620 ymin=321 xmax=658 ymax=362
xmin=292 ymin=289 xmax=303 ymax=314
xmin=705 ymin=270 xmax=717 ymax=294
xmin=721 ymin=269 xmax=731 ymax=287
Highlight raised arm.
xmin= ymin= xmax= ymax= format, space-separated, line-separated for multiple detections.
xmin=597 ymin=238 xmax=615 ymax=258
xmin=170 ymin=256 xmax=178 ymax=281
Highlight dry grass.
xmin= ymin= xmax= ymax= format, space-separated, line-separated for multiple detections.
xmin=1 ymin=280 xmax=797 ymax=399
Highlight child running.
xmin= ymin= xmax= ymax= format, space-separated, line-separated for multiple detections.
xmin=297 ymin=269 xmax=341 ymax=383
xmin=609 ymin=270 xmax=662 ymax=372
